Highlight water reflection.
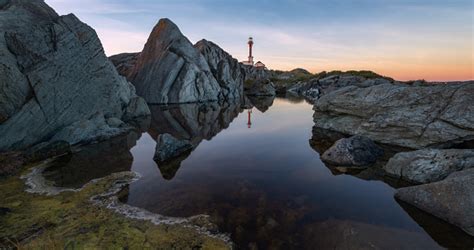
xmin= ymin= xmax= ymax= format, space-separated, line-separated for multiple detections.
xmin=41 ymin=97 xmax=473 ymax=249
xmin=43 ymin=131 xmax=141 ymax=188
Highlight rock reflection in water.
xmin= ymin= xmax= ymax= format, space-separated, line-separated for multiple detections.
xmin=42 ymin=131 xmax=142 ymax=188
xmin=396 ymin=200 xmax=474 ymax=249
xmin=147 ymin=100 xmax=246 ymax=180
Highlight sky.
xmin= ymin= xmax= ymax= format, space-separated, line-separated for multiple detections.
xmin=46 ymin=0 xmax=473 ymax=81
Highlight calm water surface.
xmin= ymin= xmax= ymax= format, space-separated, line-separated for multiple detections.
xmin=45 ymin=97 xmax=474 ymax=249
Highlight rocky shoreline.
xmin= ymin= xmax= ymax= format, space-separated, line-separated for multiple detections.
xmin=0 ymin=0 xmax=472 ymax=247
xmin=283 ymin=72 xmax=473 ymax=236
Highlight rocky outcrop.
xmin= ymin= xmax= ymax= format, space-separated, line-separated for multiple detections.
xmin=0 ymin=0 xmax=150 ymax=151
xmin=153 ymin=133 xmax=193 ymax=163
xmin=194 ymin=39 xmax=244 ymax=100
xmin=321 ymin=135 xmax=384 ymax=167
xmin=122 ymin=19 xmax=223 ymax=104
xmin=289 ymin=75 xmax=392 ymax=103
xmin=395 ymin=168 xmax=474 ymax=236
xmin=313 ymin=82 xmax=474 ymax=149
xmin=384 ymin=149 xmax=474 ymax=184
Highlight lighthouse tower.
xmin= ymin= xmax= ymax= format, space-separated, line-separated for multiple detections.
xmin=247 ymin=37 xmax=254 ymax=65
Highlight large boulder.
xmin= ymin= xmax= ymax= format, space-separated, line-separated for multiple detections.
xmin=124 ymin=18 xmax=221 ymax=104
xmin=153 ymin=133 xmax=193 ymax=163
xmin=313 ymin=82 xmax=474 ymax=149
xmin=384 ymin=149 xmax=474 ymax=184
xmin=321 ymin=135 xmax=384 ymax=167
xmin=194 ymin=39 xmax=244 ymax=100
xmin=395 ymin=168 xmax=474 ymax=236
xmin=0 ymin=0 xmax=149 ymax=151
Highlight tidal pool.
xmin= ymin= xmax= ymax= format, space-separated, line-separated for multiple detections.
xmin=43 ymin=96 xmax=474 ymax=249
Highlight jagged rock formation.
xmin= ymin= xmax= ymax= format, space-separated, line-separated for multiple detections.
xmin=321 ymin=135 xmax=384 ymax=167
xmin=194 ymin=39 xmax=244 ymax=100
xmin=395 ymin=168 xmax=474 ymax=236
xmin=118 ymin=19 xmax=223 ymax=104
xmin=384 ymin=149 xmax=474 ymax=184
xmin=109 ymin=19 xmax=274 ymax=104
xmin=313 ymin=82 xmax=474 ymax=149
xmin=0 ymin=0 xmax=150 ymax=151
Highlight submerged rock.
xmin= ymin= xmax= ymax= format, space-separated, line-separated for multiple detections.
xmin=395 ymin=168 xmax=474 ymax=236
xmin=0 ymin=0 xmax=149 ymax=151
xmin=313 ymin=82 xmax=474 ymax=149
xmin=154 ymin=133 xmax=193 ymax=163
xmin=384 ymin=149 xmax=474 ymax=184
xmin=321 ymin=135 xmax=384 ymax=167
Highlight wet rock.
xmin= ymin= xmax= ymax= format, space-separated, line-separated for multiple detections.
xmin=321 ymin=135 xmax=384 ymax=167
xmin=313 ymin=82 xmax=474 ymax=149
xmin=384 ymin=149 xmax=474 ymax=184
xmin=195 ymin=39 xmax=244 ymax=100
xmin=25 ymin=140 xmax=71 ymax=163
xmin=153 ymin=133 xmax=193 ymax=163
xmin=0 ymin=1 xmax=149 ymax=151
xmin=395 ymin=168 xmax=474 ymax=236
xmin=124 ymin=19 xmax=221 ymax=104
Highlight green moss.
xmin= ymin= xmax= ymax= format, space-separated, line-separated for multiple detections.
xmin=0 ymin=167 xmax=230 ymax=249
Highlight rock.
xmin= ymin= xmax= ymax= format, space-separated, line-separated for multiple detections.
xmin=321 ymin=135 xmax=384 ymax=167
xmin=384 ymin=149 xmax=474 ymax=184
xmin=153 ymin=133 xmax=193 ymax=163
xmin=290 ymin=74 xmax=391 ymax=103
xmin=0 ymin=1 xmax=149 ymax=151
xmin=241 ymin=64 xmax=271 ymax=81
xmin=122 ymin=96 xmax=150 ymax=122
xmin=244 ymin=79 xmax=276 ymax=97
xmin=25 ymin=140 xmax=71 ymax=163
xmin=109 ymin=52 xmax=140 ymax=78
xmin=195 ymin=39 xmax=244 ymax=100
xmin=395 ymin=168 xmax=474 ymax=236
xmin=313 ymin=82 xmax=474 ymax=149
xmin=125 ymin=18 xmax=221 ymax=104
xmin=50 ymin=113 xmax=130 ymax=146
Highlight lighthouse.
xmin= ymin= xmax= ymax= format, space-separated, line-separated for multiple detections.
xmin=241 ymin=37 xmax=266 ymax=69
xmin=247 ymin=37 xmax=254 ymax=65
